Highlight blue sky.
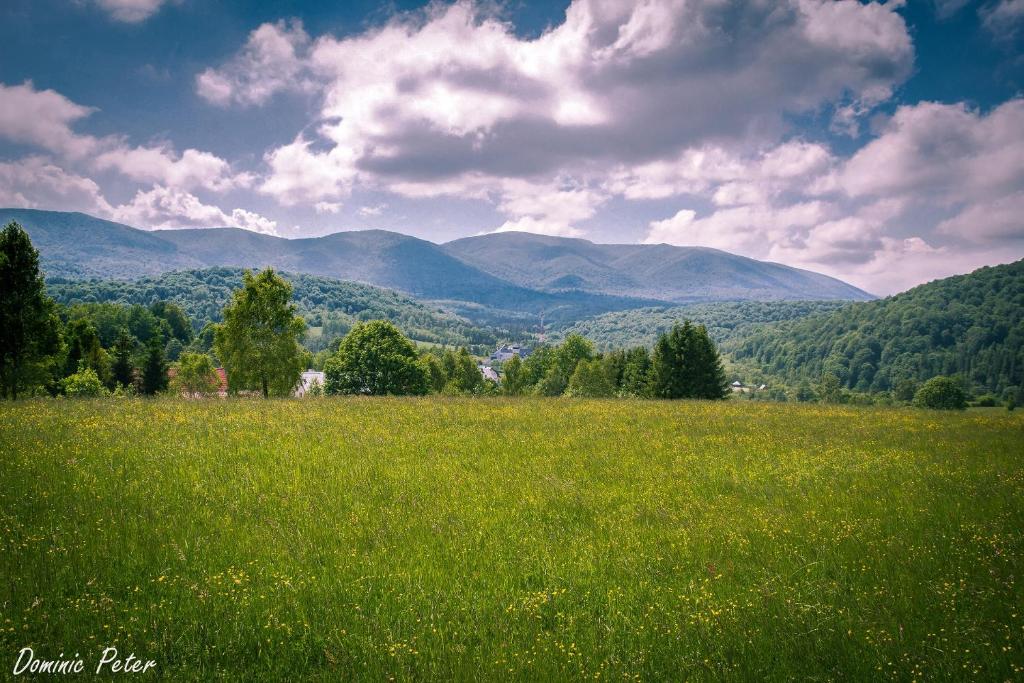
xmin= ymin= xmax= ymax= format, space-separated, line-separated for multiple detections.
xmin=1 ymin=0 xmax=1022 ymax=293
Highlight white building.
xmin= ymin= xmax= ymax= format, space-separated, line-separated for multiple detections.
xmin=490 ymin=345 xmax=528 ymax=362
xmin=295 ymin=370 xmax=326 ymax=397
xmin=479 ymin=365 xmax=500 ymax=382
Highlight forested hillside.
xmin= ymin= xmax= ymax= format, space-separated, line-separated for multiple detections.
xmin=47 ymin=268 xmax=502 ymax=351
xmin=729 ymin=260 xmax=1024 ymax=395
xmin=557 ymin=301 xmax=848 ymax=349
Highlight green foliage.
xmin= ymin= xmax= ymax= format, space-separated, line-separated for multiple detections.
xmin=141 ymin=335 xmax=168 ymax=396
xmin=60 ymin=364 xmax=107 ymax=397
xmin=48 ymin=267 xmax=500 ymax=352
xmin=566 ymin=358 xmax=615 ymax=397
xmin=172 ymin=353 xmax=220 ymax=396
xmin=500 ymin=355 xmax=528 ymax=396
xmin=0 ymin=221 xmax=62 ymax=399
xmin=324 ymin=320 xmax=428 ymax=396
xmin=213 ymin=269 xmax=306 ymax=398
xmin=619 ymin=347 xmax=652 ymax=398
xmin=110 ymin=327 xmax=136 ymax=390
xmin=731 ymin=260 xmax=1024 ymax=396
xmin=559 ymin=300 xmax=849 ymax=350
xmin=650 ymin=322 xmax=727 ymax=400
xmin=536 ymin=334 xmax=594 ymax=396
xmin=913 ymin=376 xmax=968 ymax=410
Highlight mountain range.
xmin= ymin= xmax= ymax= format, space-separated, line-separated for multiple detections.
xmin=4 ymin=209 xmax=872 ymax=324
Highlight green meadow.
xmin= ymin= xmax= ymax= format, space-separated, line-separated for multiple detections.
xmin=1 ymin=399 xmax=1022 ymax=680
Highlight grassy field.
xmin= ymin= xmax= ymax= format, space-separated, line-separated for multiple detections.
xmin=1 ymin=399 xmax=1022 ymax=681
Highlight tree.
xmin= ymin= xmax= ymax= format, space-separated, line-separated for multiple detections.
xmin=63 ymin=318 xmax=108 ymax=382
xmin=171 ymin=352 xmax=219 ymax=396
xmin=150 ymin=301 xmax=193 ymax=344
xmin=913 ymin=376 xmax=968 ymax=410
xmin=141 ymin=334 xmax=168 ymax=395
xmin=447 ymin=348 xmax=483 ymax=394
xmin=420 ymin=353 xmax=447 ymax=393
xmin=536 ymin=334 xmax=593 ymax=396
xmin=689 ymin=324 xmax=728 ymax=399
xmin=566 ymin=358 xmax=615 ymax=397
xmin=619 ymin=347 xmax=652 ymax=397
xmin=818 ymin=373 xmax=845 ymax=404
xmin=0 ymin=222 xmax=62 ymax=399
xmin=650 ymin=322 xmax=697 ymax=399
xmin=893 ymin=378 xmax=918 ymax=403
xmin=501 ymin=354 xmax=528 ymax=396
xmin=61 ymin=365 xmax=107 ymax=397
xmin=324 ymin=320 xmax=428 ymax=395
xmin=793 ymin=381 xmax=816 ymax=403
xmin=110 ymin=327 xmax=136 ymax=389
xmin=213 ymin=268 xmax=305 ymax=397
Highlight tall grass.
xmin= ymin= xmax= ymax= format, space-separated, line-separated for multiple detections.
xmin=1 ymin=398 xmax=1022 ymax=680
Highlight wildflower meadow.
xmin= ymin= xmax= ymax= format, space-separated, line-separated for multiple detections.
xmin=1 ymin=398 xmax=1022 ymax=680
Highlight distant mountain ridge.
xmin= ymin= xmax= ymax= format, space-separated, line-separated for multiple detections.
xmin=4 ymin=209 xmax=872 ymax=323
xmin=445 ymin=232 xmax=872 ymax=302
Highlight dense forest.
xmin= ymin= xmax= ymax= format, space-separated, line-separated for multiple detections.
xmin=729 ymin=260 xmax=1024 ymax=396
xmin=47 ymin=268 xmax=503 ymax=352
xmin=557 ymin=300 xmax=848 ymax=349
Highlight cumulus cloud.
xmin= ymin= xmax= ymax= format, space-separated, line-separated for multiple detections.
xmin=0 ymin=156 xmax=113 ymax=215
xmin=110 ymin=186 xmax=279 ymax=234
xmin=198 ymin=0 xmax=911 ymax=233
xmin=0 ymin=80 xmax=246 ymax=193
xmin=0 ymin=82 xmax=99 ymax=158
xmin=93 ymin=145 xmax=246 ymax=192
xmin=94 ymin=0 xmax=168 ymax=23
xmin=641 ymin=98 xmax=1024 ymax=292
xmin=196 ymin=20 xmax=313 ymax=107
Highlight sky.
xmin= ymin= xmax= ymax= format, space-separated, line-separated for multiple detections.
xmin=1 ymin=0 xmax=1023 ymax=294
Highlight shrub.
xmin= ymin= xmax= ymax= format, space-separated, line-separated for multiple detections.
xmin=61 ymin=366 xmax=107 ymax=397
xmin=913 ymin=376 xmax=967 ymax=410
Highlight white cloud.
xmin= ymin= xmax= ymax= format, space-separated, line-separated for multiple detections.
xmin=357 ymin=204 xmax=385 ymax=216
xmin=0 ymin=81 xmax=246 ymax=192
xmin=201 ymin=0 xmax=911 ymax=224
xmin=981 ymin=0 xmax=1024 ymax=40
xmin=196 ymin=20 xmax=312 ymax=107
xmin=0 ymin=156 xmax=113 ymax=215
xmin=95 ymin=0 xmax=169 ymax=23
xmin=93 ymin=145 xmax=245 ymax=192
xmin=315 ymin=201 xmax=343 ymax=214
xmin=0 ymin=82 xmax=99 ymax=158
xmin=111 ymin=186 xmax=279 ymax=234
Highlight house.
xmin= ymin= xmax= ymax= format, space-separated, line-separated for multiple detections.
xmin=295 ymin=370 xmax=326 ymax=397
xmin=479 ymin=365 xmax=499 ymax=382
xmin=489 ymin=344 xmax=529 ymax=363
xmin=730 ymin=380 xmax=746 ymax=393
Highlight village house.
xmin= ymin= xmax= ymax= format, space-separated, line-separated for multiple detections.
xmin=295 ymin=370 xmax=326 ymax=397
xmin=478 ymin=364 xmax=500 ymax=382
xmin=489 ymin=344 xmax=529 ymax=363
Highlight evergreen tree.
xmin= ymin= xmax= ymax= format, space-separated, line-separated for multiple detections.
xmin=690 ymin=324 xmax=728 ymax=399
xmin=0 ymin=222 xmax=62 ymax=399
xmin=650 ymin=322 xmax=697 ymax=399
xmin=213 ymin=268 xmax=306 ymax=397
xmin=110 ymin=327 xmax=136 ymax=389
xmin=141 ymin=334 xmax=168 ymax=395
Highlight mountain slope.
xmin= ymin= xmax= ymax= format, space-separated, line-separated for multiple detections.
xmin=6 ymin=209 xmax=662 ymax=325
xmin=5 ymin=209 xmax=871 ymax=326
xmin=47 ymin=267 xmax=501 ymax=350
xmin=727 ymin=260 xmax=1024 ymax=394
xmin=443 ymin=231 xmax=873 ymax=302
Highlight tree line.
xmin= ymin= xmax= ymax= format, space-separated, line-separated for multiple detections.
xmin=1 ymin=221 xmax=729 ymax=401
